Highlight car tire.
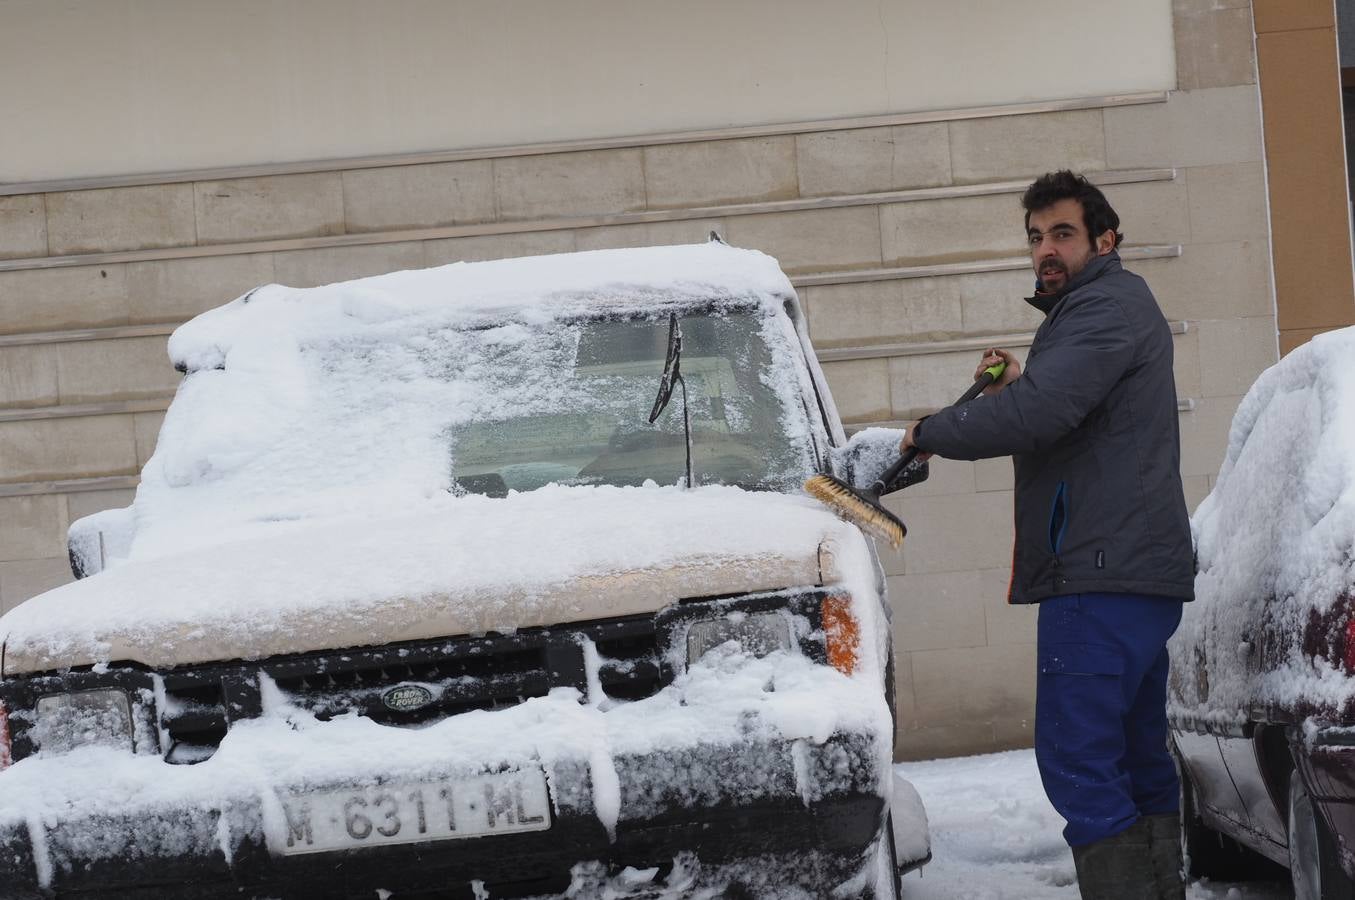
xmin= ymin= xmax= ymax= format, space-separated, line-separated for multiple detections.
xmin=1289 ymin=769 xmax=1355 ymax=900
xmin=1178 ymin=753 xmax=1282 ymax=880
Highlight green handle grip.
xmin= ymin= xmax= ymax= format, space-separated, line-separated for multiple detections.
xmin=953 ymin=360 xmax=1008 ymax=406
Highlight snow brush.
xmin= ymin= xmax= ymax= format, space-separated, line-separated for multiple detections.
xmin=805 ymin=362 xmax=1006 ymax=548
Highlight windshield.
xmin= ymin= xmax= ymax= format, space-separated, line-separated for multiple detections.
xmin=446 ymin=309 xmax=814 ymax=494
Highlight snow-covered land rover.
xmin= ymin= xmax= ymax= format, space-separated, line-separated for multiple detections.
xmin=0 ymin=240 xmax=928 ymax=898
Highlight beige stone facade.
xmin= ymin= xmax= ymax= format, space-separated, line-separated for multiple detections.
xmin=2 ymin=1 xmax=1350 ymax=760
xmin=2 ymin=1 xmax=1174 ymax=181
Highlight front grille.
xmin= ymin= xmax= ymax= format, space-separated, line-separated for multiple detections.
xmin=0 ymin=589 xmax=832 ymax=768
xmin=270 ymin=638 xmax=554 ymax=724
xmin=152 ymin=615 xmax=663 ymax=763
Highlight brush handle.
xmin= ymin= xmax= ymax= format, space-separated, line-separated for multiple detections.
xmin=955 ymin=361 xmax=1007 ymax=405
xmin=870 ymin=362 xmax=1006 ymax=494
xmin=871 ymin=449 xmax=922 ymax=497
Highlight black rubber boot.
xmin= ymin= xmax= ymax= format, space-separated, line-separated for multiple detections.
xmin=1072 ymin=819 xmax=1156 ymax=900
xmin=1145 ymin=813 xmax=1187 ymax=900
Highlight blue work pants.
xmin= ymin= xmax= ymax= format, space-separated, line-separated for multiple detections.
xmin=1035 ymin=592 xmax=1184 ymax=847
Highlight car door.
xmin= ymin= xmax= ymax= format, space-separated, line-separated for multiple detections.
xmin=1213 ymin=614 xmax=1290 ymax=856
xmin=1175 ymin=728 xmax=1250 ymax=833
xmin=1170 ymin=628 xmax=1253 ymax=839
xmin=1215 ymin=727 xmax=1289 ymax=860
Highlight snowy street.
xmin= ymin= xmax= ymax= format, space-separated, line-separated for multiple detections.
xmin=898 ymin=750 xmax=1292 ymax=900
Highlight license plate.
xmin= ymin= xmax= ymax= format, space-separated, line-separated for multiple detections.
xmin=276 ymin=768 xmax=551 ymax=855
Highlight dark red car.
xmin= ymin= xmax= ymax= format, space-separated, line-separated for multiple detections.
xmin=1168 ymin=327 xmax=1355 ymax=899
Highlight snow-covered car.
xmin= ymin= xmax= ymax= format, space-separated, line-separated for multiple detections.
xmin=0 ymin=239 xmax=929 ymax=898
xmin=1168 ymin=327 xmax=1355 ymax=898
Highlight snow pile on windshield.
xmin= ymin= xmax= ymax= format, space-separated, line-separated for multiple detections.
xmin=114 ymin=241 xmax=811 ymax=565
xmin=1171 ymin=326 xmax=1355 ymax=722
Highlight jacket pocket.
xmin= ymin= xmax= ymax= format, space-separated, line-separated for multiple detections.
xmin=1047 ymin=481 xmax=1069 ymax=555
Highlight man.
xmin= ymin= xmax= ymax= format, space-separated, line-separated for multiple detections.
xmin=901 ymin=171 xmax=1194 ymax=900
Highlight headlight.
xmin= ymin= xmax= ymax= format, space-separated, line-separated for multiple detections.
xmin=686 ymin=612 xmax=793 ymax=665
xmin=34 ymin=689 xmax=134 ymax=755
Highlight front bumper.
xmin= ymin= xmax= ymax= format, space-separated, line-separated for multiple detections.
xmin=0 ymin=730 xmax=897 ymax=899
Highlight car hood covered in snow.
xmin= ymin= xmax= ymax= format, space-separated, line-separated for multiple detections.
xmin=0 ymin=485 xmax=856 ymax=674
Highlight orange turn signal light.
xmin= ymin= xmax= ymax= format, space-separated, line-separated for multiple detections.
xmin=822 ymin=594 xmax=860 ymax=676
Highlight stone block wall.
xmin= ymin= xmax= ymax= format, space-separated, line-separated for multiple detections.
xmin=0 ymin=3 xmax=1282 ymax=761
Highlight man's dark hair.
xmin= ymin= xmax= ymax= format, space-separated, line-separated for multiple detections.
xmin=1022 ymin=170 xmax=1124 ymax=249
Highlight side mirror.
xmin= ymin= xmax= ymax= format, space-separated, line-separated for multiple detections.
xmin=831 ymin=428 xmax=929 ymax=495
xmin=67 ymin=507 xmax=135 ymax=579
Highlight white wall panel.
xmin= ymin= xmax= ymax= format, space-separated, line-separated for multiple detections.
xmin=1 ymin=0 xmax=1174 ymax=181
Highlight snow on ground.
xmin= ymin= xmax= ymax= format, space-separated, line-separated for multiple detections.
xmin=897 ymin=749 xmax=1291 ymax=900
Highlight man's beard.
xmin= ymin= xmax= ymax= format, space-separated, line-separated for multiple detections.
xmin=1039 ymin=260 xmax=1069 ymax=281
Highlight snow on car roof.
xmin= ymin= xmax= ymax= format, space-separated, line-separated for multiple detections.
xmin=1172 ymin=325 xmax=1355 ymax=721
xmin=168 ymin=241 xmax=796 ymax=373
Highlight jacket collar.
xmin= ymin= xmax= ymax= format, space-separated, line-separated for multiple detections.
xmin=1024 ymin=250 xmax=1122 ymax=314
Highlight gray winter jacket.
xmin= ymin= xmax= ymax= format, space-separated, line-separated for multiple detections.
xmin=913 ymin=251 xmax=1194 ymax=604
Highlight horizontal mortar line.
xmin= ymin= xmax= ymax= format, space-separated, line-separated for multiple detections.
xmin=0 ymin=474 xmax=141 ymax=499
xmin=817 ymin=319 xmax=1189 ymax=363
xmin=0 ymin=397 xmax=171 ymax=423
xmin=0 ymin=91 xmax=1167 ymax=197
xmin=793 ymin=244 xmax=1182 ymax=288
xmin=845 ymin=398 xmax=1198 ymax=432
xmin=0 ymin=321 xmax=1192 ymax=422
xmin=0 ymin=168 xmax=1177 ymax=274
xmin=0 ymin=243 xmax=1186 ymax=349
xmin=0 ymin=322 xmax=179 ymax=348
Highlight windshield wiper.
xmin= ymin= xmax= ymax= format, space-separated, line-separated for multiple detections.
xmin=648 ymin=312 xmax=695 ymax=488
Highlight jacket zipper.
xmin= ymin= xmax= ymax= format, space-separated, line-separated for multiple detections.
xmin=1048 ymin=481 xmax=1068 ymax=589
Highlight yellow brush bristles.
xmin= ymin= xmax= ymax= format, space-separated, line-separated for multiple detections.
xmin=803 ymin=474 xmax=907 ymax=548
